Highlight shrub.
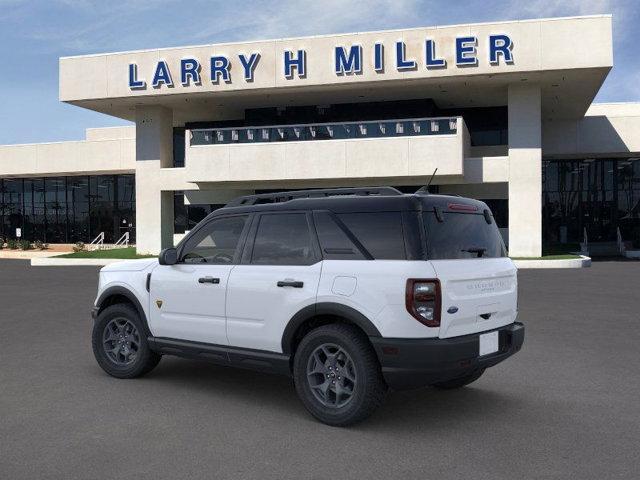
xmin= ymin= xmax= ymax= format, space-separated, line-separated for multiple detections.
xmin=34 ymin=240 xmax=49 ymax=251
xmin=73 ymin=242 xmax=86 ymax=253
xmin=19 ymin=240 xmax=33 ymax=251
xmin=0 ymin=236 xmax=4 ymax=249
xmin=7 ymin=239 xmax=19 ymax=250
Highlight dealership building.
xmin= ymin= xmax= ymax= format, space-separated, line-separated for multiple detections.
xmin=1 ymin=14 xmax=639 ymax=256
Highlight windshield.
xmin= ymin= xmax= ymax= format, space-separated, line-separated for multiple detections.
xmin=423 ymin=211 xmax=507 ymax=259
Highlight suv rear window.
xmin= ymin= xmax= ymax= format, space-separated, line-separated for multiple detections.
xmin=423 ymin=211 xmax=506 ymax=259
xmin=337 ymin=212 xmax=406 ymax=260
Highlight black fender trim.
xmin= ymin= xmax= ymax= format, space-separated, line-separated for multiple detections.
xmin=281 ymin=302 xmax=382 ymax=354
xmin=95 ymin=286 xmax=151 ymax=337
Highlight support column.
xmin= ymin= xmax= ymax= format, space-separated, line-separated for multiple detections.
xmin=135 ymin=106 xmax=174 ymax=254
xmin=508 ymin=84 xmax=542 ymax=258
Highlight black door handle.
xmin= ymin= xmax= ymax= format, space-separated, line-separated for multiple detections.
xmin=277 ymin=280 xmax=304 ymax=288
xmin=198 ymin=277 xmax=220 ymax=284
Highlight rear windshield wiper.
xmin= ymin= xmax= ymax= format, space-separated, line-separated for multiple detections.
xmin=461 ymin=247 xmax=487 ymax=258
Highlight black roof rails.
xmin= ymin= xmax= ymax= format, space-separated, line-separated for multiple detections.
xmin=225 ymin=187 xmax=402 ymax=207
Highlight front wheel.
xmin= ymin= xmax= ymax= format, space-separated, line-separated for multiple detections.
xmin=92 ymin=303 xmax=161 ymax=379
xmin=293 ymin=324 xmax=387 ymax=427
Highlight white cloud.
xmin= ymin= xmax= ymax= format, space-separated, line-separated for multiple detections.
xmin=509 ymin=0 xmax=614 ymax=17
xmin=189 ymin=0 xmax=423 ymax=42
xmin=7 ymin=0 xmax=425 ymax=53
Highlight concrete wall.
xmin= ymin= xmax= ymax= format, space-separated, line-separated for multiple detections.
xmin=186 ymin=118 xmax=468 ymax=184
xmin=0 ymin=128 xmax=135 ymax=177
xmin=463 ymin=156 xmax=509 ymax=183
xmin=85 ymin=125 xmax=135 ymax=141
xmin=543 ymin=102 xmax=640 ymax=157
xmin=60 ymin=16 xmax=612 ymax=102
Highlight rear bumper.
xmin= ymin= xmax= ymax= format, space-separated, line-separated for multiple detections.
xmin=370 ymin=322 xmax=524 ymax=390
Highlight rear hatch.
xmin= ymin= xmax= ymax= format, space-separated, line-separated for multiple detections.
xmin=422 ymin=202 xmax=517 ymax=339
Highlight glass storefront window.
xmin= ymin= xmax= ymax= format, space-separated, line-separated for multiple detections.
xmin=117 ymin=175 xmax=135 ymax=205
xmin=542 ymin=158 xmax=640 ymax=248
xmin=0 ymin=174 xmax=135 ymax=243
xmin=67 ymin=177 xmax=89 ymax=203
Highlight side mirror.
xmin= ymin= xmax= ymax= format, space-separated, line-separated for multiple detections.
xmin=159 ymin=247 xmax=178 ymax=265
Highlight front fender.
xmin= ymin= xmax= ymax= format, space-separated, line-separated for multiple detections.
xmin=94 ymin=280 xmax=151 ymax=336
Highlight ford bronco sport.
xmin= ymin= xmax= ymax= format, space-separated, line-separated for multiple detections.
xmin=91 ymin=187 xmax=524 ymax=426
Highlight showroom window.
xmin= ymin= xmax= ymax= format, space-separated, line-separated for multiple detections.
xmin=0 ymin=174 xmax=135 ymax=243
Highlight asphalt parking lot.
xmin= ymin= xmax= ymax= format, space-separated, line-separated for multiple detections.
xmin=1 ymin=260 xmax=639 ymax=479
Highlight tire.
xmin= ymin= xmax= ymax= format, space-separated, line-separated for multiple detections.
xmin=92 ymin=303 xmax=161 ymax=379
xmin=431 ymin=369 xmax=485 ymax=390
xmin=293 ymin=324 xmax=387 ymax=427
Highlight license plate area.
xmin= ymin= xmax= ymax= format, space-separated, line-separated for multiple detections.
xmin=479 ymin=331 xmax=499 ymax=356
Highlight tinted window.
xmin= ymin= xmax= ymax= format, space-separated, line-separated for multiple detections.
xmin=181 ymin=216 xmax=247 ymax=264
xmin=423 ymin=212 xmax=506 ymax=259
xmin=337 ymin=212 xmax=406 ymax=260
xmin=313 ymin=211 xmax=366 ymax=260
xmin=252 ymin=213 xmax=315 ymax=265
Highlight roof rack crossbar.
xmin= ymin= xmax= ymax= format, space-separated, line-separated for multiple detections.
xmin=225 ymin=187 xmax=402 ymax=207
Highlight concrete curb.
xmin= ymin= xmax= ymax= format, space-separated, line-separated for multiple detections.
xmin=0 ymin=251 xmax=69 ymax=259
xmin=30 ymin=258 xmax=125 ymax=267
xmin=513 ymin=255 xmax=591 ymax=269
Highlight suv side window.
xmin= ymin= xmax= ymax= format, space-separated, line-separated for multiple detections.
xmin=180 ymin=215 xmax=248 ymax=264
xmin=337 ymin=212 xmax=406 ymax=260
xmin=313 ymin=211 xmax=366 ymax=260
xmin=251 ymin=213 xmax=317 ymax=265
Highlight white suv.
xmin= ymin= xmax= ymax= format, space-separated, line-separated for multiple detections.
xmin=91 ymin=187 xmax=524 ymax=426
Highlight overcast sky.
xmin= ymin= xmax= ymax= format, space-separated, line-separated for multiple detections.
xmin=0 ymin=0 xmax=637 ymax=144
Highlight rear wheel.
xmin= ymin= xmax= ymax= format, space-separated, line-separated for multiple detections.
xmin=431 ymin=369 xmax=485 ymax=390
xmin=92 ymin=303 xmax=161 ymax=379
xmin=293 ymin=324 xmax=387 ymax=426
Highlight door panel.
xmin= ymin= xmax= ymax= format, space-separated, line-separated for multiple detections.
xmin=226 ymin=263 xmax=322 ymax=351
xmin=149 ymin=264 xmax=232 ymax=344
xmin=148 ymin=213 xmax=250 ymax=345
xmin=226 ymin=212 xmax=322 ymax=352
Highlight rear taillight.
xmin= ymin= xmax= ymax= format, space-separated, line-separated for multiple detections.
xmin=406 ymin=279 xmax=441 ymax=327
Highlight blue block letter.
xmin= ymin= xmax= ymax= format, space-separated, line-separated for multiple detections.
xmin=181 ymin=58 xmax=201 ymax=86
xmin=456 ymin=36 xmax=477 ymax=66
xmin=374 ymin=43 xmax=384 ymax=72
xmin=335 ymin=45 xmax=362 ymax=75
xmin=152 ymin=60 xmax=173 ymax=88
xmin=239 ymin=53 xmax=261 ymax=81
xmin=489 ymin=34 xmax=513 ymax=65
xmin=210 ymin=56 xmax=231 ymax=83
xmin=396 ymin=41 xmax=416 ymax=71
xmin=425 ymin=40 xmax=446 ymax=68
xmin=284 ymin=50 xmax=306 ymax=79
xmin=128 ymin=63 xmax=146 ymax=89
